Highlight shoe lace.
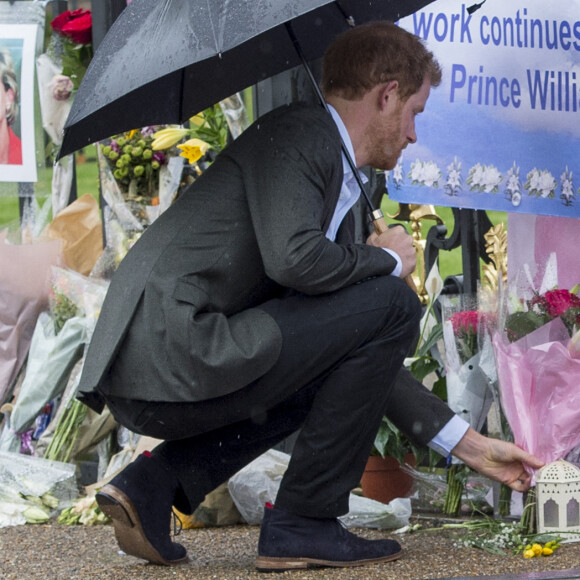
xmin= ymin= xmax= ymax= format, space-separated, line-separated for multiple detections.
xmin=172 ymin=510 xmax=183 ymax=537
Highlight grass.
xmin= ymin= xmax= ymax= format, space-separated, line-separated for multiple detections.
xmin=0 ymin=147 xmax=506 ymax=281
xmin=0 ymin=146 xmax=101 ymax=228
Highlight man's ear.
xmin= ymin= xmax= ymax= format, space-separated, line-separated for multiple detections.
xmin=378 ymin=80 xmax=399 ymax=110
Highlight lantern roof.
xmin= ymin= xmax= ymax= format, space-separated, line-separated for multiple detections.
xmin=536 ymin=459 xmax=580 ymax=484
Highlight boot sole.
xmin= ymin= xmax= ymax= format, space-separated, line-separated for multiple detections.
xmin=96 ymin=484 xmax=188 ymax=567
xmin=255 ymin=549 xmax=402 ymax=572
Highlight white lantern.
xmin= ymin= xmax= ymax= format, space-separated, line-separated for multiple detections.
xmin=536 ymin=459 xmax=580 ymax=541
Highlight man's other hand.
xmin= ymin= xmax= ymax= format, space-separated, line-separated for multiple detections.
xmin=366 ymin=225 xmax=417 ymax=279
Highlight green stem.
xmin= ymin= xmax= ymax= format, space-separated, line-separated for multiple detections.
xmin=498 ymin=483 xmax=512 ymax=517
xmin=520 ymin=488 xmax=537 ymax=535
xmin=444 ymin=464 xmax=466 ymax=517
xmin=415 ymin=299 xmax=436 ymax=357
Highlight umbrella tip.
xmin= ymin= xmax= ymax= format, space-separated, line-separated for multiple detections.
xmin=467 ymin=0 xmax=486 ymax=15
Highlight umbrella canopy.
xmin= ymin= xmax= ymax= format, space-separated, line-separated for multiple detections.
xmin=59 ymin=0 xmax=435 ymax=158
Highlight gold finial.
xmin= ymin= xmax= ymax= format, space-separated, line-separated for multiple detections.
xmin=482 ymin=223 xmax=508 ymax=291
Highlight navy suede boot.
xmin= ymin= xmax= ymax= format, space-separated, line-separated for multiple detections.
xmin=96 ymin=452 xmax=188 ymax=566
xmin=255 ymin=504 xmax=402 ymax=571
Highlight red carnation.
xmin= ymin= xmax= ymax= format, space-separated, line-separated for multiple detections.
xmin=450 ymin=310 xmax=479 ymax=336
xmin=51 ymin=9 xmax=92 ymax=45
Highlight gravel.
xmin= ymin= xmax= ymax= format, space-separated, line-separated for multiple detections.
xmin=2 ymin=517 xmax=580 ymax=579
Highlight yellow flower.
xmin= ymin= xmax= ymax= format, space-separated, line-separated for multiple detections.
xmin=127 ymin=129 xmax=139 ymax=139
xmin=177 ymin=138 xmax=211 ymax=164
xmin=151 ymin=126 xmax=189 ymax=150
xmin=523 ymin=549 xmax=535 ymax=558
xmin=542 ymin=547 xmax=553 ymax=556
xmin=532 ymin=543 xmax=543 ymax=556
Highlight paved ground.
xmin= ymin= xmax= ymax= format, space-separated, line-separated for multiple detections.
xmin=2 ymin=518 xmax=580 ymax=580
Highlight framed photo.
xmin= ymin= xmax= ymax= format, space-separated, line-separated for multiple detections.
xmin=0 ymin=24 xmax=38 ymax=182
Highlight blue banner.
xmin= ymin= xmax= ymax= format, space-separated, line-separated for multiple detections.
xmin=392 ymin=1 xmax=580 ymax=217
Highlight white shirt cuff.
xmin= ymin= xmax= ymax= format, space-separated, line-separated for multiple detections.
xmin=381 ymin=248 xmax=402 ymax=277
xmin=428 ymin=415 xmax=470 ymax=457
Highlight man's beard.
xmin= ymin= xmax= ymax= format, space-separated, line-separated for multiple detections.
xmin=364 ymin=106 xmax=403 ymax=171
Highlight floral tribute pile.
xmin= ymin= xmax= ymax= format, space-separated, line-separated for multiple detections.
xmin=494 ymin=285 xmax=580 ymax=469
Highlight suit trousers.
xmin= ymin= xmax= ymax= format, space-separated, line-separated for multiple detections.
xmin=105 ymin=275 xmax=421 ymax=518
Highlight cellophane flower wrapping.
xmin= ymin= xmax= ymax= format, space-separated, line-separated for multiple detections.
xmin=493 ymin=280 xmax=580 ymax=478
xmin=96 ymin=141 xmax=184 ymax=275
xmin=0 ymin=268 xmax=108 ymax=455
xmin=439 ymin=290 xmax=498 ymax=516
xmin=441 ymin=292 xmax=496 ymax=434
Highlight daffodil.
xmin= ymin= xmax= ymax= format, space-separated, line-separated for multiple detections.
xmin=151 ymin=126 xmax=190 ymax=150
xmin=177 ymin=138 xmax=211 ymax=164
xmin=523 ymin=549 xmax=535 ymax=558
xmin=542 ymin=547 xmax=553 ymax=556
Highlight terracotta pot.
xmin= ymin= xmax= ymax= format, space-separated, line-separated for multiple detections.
xmin=360 ymin=453 xmax=416 ymax=504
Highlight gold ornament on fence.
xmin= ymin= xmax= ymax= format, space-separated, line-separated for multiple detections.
xmin=388 ymin=203 xmax=444 ymax=303
xmin=482 ymin=222 xmax=508 ymax=291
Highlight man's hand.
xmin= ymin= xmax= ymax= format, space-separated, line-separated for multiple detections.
xmin=451 ymin=428 xmax=544 ymax=492
xmin=366 ymin=225 xmax=416 ymax=279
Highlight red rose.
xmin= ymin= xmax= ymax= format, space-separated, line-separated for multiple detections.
xmin=51 ymin=9 xmax=92 ymax=45
xmin=541 ymin=289 xmax=580 ymax=317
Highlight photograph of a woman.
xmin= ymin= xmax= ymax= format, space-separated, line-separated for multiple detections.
xmin=0 ymin=23 xmax=38 ymax=183
xmin=0 ymin=47 xmax=22 ymax=165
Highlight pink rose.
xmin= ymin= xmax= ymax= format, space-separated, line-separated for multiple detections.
xmin=50 ymin=75 xmax=74 ymax=101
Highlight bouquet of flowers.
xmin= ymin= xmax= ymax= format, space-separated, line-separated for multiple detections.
xmin=101 ymin=128 xmax=167 ymax=207
xmin=494 ymin=285 xmax=580 ymax=467
xmin=440 ymin=292 xmax=497 ymax=516
xmin=441 ymin=293 xmax=496 ymax=433
xmin=493 ymin=282 xmax=580 ymax=531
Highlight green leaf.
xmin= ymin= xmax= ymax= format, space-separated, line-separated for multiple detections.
xmin=431 ymin=375 xmax=447 ymax=402
xmin=409 ymin=356 xmax=440 ymax=383
xmin=505 ymin=311 xmax=550 ymax=342
xmin=416 ymin=322 xmax=443 ymax=357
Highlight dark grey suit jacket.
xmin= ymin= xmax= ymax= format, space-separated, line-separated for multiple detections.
xmin=78 ymin=104 xmax=400 ymax=413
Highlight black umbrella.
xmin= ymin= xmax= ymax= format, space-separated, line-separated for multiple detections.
xmin=60 ymin=0 xmax=434 ymax=272
xmin=60 ymin=0 xmax=434 ymax=158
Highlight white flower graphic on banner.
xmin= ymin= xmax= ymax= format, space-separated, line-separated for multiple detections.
xmin=409 ymin=160 xmax=441 ymax=188
xmin=466 ymin=164 xmax=502 ymax=194
xmin=387 ymin=158 xmax=405 ymax=190
xmin=560 ymin=167 xmax=575 ymax=207
xmin=525 ymin=168 xmax=557 ymax=198
xmin=444 ymin=157 xmax=462 ymax=196
xmin=504 ymin=162 xmax=522 ymax=207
